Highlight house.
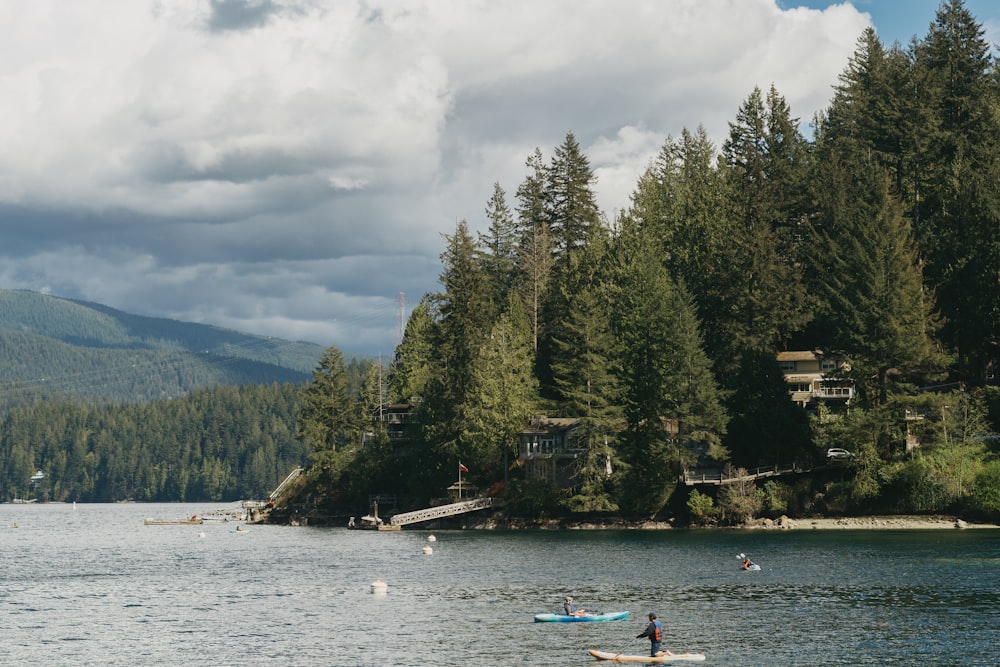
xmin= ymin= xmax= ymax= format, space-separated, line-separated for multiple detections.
xmin=375 ymin=403 xmax=417 ymax=442
xmin=517 ymin=416 xmax=583 ymax=485
xmin=777 ymin=350 xmax=855 ymax=415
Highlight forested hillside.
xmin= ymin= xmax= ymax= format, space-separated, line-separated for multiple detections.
xmin=290 ymin=1 xmax=1000 ymax=524
xmin=0 ymin=383 xmax=307 ymax=502
xmin=0 ymin=289 xmax=324 ymax=410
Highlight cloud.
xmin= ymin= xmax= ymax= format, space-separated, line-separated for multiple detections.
xmin=207 ymin=0 xmax=283 ymax=33
xmin=0 ymin=0 xmax=879 ymax=354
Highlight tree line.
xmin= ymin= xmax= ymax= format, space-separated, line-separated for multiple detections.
xmin=294 ymin=0 xmax=1000 ymax=523
xmin=0 ymin=383 xmax=308 ymax=502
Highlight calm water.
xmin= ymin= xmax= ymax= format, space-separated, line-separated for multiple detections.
xmin=1 ymin=503 xmax=998 ymax=666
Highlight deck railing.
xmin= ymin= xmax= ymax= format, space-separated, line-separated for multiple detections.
xmin=683 ymin=464 xmax=803 ymax=485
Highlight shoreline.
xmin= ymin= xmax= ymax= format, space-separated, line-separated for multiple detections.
xmin=471 ymin=514 xmax=1000 ymax=531
xmin=760 ymin=515 xmax=1000 ymax=530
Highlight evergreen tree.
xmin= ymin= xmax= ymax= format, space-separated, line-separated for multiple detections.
xmin=715 ymin=87 xmax=811 ymax=371
xmin=478 ymin=182 xmax=520 ymax=309
xmin=545 ymin=132 xmax=602 ymax=267
xmin=515 ymin=148 xmax=554 ymax=352
xmin=805 ymin=156 xmax=943 ymax=406
xmin=913 ymin=0 xmax=1000 ymax=383
xmin=297 ymin=346 xmax=360 ymax=482
xmin=388 ymin=297 xmax=435 ymax=405
xmin=820 ymin=28 xmax=925 ymax=200
xmin=461 ymin=293 xmax=538 ymax=481
xmin=609 ymin=233 xmax=727 ymax=515
xmin=548 ymin=240 xmax=623 ymax=511
xmin=419 ymin=221 xmax=494 ymax=484
xmin=625 ymin=127 xmax=729 ymax=354
xmin=538 ymin=133 xmax=604 ymax=396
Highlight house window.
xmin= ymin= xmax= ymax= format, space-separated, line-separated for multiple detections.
xmin=821 ymin=359 xmax=837 ymax=371
xmin=525 ymin=436 xmax=555 ymax=454
xmin=779 ymin=361 xmax=796 ymax=372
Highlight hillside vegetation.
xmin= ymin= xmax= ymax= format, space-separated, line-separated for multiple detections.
xmin=0 ymin=289 xmax=323 ymax=410
xmin=0 ymin=383 xmax=308 ymax=502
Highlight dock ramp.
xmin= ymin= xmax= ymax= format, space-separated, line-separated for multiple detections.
xmin=269 ymin=467 xmax=304 ymax=500
xmin=389 ymin=497 xmax=499 ymax=527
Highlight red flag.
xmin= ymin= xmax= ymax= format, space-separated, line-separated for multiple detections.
xmin=459 ymin=462 xmax=469 ymax=473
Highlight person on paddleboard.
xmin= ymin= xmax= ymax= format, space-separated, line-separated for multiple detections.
xmin=637 ymin=612 xmax=672 ymax=658
xmin=563 ymin=596 xmax=587 ymax=617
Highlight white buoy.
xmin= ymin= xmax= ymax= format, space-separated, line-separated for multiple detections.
xmin=199 ymin=530 xmax=206 ymax=538
xmin=427 ymin=534 xmax=437 ymax=542
xmin=422 ymin=544 xmax=433 ymax=555
xmin=371 ymin=579 xmax=388 ymax=594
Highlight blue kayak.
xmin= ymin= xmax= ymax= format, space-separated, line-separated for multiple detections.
xmin=534 ymin=610 xmax=629 ymax=623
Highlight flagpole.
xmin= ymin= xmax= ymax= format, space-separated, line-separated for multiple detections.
xmin=458 ymin=461 xmax=462 ymax=500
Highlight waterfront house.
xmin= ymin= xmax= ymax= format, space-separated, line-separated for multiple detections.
xmin=517 ymin=416 xmax=583 ymax=486
xmin=374 ymin=403 xmax=417 ymax=442
xmin=777 ymin=350 xmax=855 ymax=416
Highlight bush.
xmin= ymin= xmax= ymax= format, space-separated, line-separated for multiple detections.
xmin=686 ymin=489 xmax=717 ymax=525
xmin=971 ymin=461 xmax=1000 ymax=519
xmin=880 ymin=458 xmax=946 ymax=513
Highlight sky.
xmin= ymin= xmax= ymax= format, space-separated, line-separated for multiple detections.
xmin=1 ymin=1 xmax=998 ymax=356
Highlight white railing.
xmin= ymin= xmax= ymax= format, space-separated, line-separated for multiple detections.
xmin=269 ymin=467 xmax=304 ymax=500
xmin=389 ymin=497 xmax=497 ymax=526
xmin=814 ymin=386 xmax=854 ymax=399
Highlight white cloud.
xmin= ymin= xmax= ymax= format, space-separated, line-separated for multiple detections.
xmin=0 ymin=0 xmax=879 ymax=354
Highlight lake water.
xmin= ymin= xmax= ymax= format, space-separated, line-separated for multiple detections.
xmin=2 ymin=503 xmax=998 ymax=666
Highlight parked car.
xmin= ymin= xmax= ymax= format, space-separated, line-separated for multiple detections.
xmin=825 ymin=448 xmax=854 ymax=461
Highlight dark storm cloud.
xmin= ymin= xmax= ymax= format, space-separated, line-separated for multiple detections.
xmin=207 ymin=0 xmax=281 ymax=32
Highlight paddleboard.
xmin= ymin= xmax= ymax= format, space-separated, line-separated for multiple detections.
xmin=534 ymin=611 xmax=629 ymax=623
xmin=588 ymin=649 xmax=706 ymax=662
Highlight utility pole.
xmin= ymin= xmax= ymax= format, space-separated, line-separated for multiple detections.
xmin=398 ymin=292 xmax=406 ymax=345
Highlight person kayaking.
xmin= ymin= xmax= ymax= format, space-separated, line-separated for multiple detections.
xmin=742 ymin=557 xmax=755 ymax=570
xmin=636 ymin=612 xmax=672 ymax=657
xmin=563 ymin=596 xmax=587 ymax=617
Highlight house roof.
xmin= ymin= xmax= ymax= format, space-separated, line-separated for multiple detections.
xmin=777 ymin=350 xmax=821 ymax=362
xmin=520 ymin=416 xmax=579 ymax=435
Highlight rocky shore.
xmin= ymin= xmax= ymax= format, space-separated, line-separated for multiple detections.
xmin=754 ymin=515 xmax=1000 ymax=530
xmin=468 ymin=514 xmax=1000 ymax=530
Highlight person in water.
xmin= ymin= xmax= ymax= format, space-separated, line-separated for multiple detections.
xmin=742 ymin=557 xmax=755 ymax=570
xmin=637 ymin=612 xmax=672 ymax=657
xmin=563 ymin=596 xmax=587 ymax=616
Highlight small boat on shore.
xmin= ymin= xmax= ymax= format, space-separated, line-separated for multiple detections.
xmin=144 ymin=517 xmax=203 ymax=525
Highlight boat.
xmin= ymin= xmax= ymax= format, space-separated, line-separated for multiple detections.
xmin=144 ymin=518 xmax=203 ymax=525
xmin=534 ymin=611 xmax=629 ymax=623
xmin=587 ymin=649 xmax=706 ymax=662
xmin=231 ymin=526 xmax=251 ymax=534
xmin=742 ymin=562 xmax=761 ymax=571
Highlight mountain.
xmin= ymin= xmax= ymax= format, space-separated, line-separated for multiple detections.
xmin=0 ymin=289 xmax=325 ymax=410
